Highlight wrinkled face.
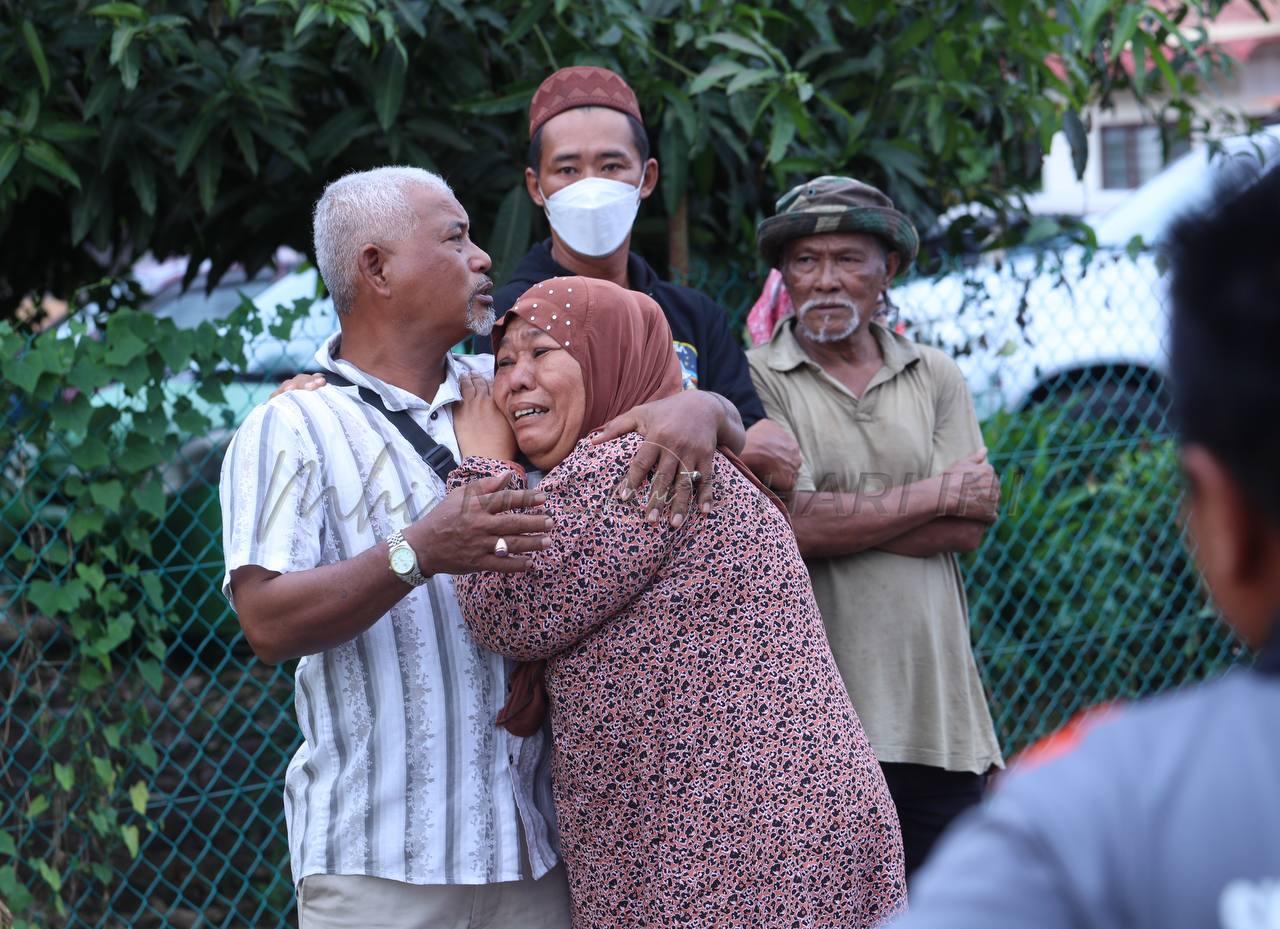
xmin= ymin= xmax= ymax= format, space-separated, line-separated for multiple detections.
xmin=781 ymin=232 xmax=897 ymax=344
xmin=493 ymin=316 xmax=587 ymax=470
xmin=527 ymin=106 xmax=656 ymax=202
xmin=391 ymin=186 xmax=494 ymax=337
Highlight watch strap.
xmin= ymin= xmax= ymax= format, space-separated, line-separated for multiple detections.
xmin=387 ymin=529 xmax=428 ymax=586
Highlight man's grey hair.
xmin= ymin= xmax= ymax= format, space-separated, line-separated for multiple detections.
xmin=313 ymin=166 xmax=453 ymax=315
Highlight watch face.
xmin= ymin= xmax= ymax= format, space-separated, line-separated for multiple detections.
xmin=390 ymin=546 xmax=416 ymax=575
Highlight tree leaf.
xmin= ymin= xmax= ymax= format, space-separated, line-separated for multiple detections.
xmin=345 ymin=13 xmax=372 ymax=46
xmin=120 ymin=824 xmax=140 ymax=859
xmin=1112 ymin=4 xmax=1142 ymax=56
xmin=128 ymin=780 xmax=149 ymax=816
xmin=701 ymin=31 xmax=772 ymax=63
xmin=194 ymin=145 xmax=223 ymax=213
xmin=23 ymin=139 xmax=81 ymax=189
xmin=82 ymin=77 xmax=121 ymax=121
xmin=137 ymin=658 xmax=164 ymax=693
xmin=689 ymin=60 xmax=743 ymax=95
xmin=487 ymin=182 xmax=534 ymax=287
xmin=306 ymin=107 xmax=370 ymax=163
xmin=22 ymin=21 xmax=51 ymax=93
xmin=175 ymin=109 xmax=218 ymax=176
xmin=127 ymin=156 xmax=156 ymax=215
xmin=18 ymin=88 xmax=40 ymax=132
xmin=1080 ymin=0 xmax=1111 ymax=49
xmin=119 ymin=42 xmax=141 ymax=90
xmin=109 ymin=24 xmax=137 ymax=66
xmin=373 ymin=45 xmax=407 ymax=131
xmin=90 ymin=2 xmax=146 ymax=19
xmin=1063 ymin=108 xmax=1089 ymax=180
xmin=231 ymin=121 xmax=258 ymax=174
xmin=660 ymin=119 xmax=688 ymax=217
xmin=90 ymin=479 xmax=126 ymax=511
xmin=53 ymin=763 xmax=75 ymax=792
xmin=0 ymin=141 xmax=20 ymax=188
xmin=725 ymin=68 xmax=776 ymax=95
xmin=766 ymin=109 xmax=796 ymax=164
xmin=294 ymin=3 xmax=323 ymax=35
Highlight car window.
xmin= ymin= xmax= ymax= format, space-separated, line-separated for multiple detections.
xmin=151 ymin=276 xmax=275 ymax=329
xmin=1094 ymin=127 xmax=1280 ymax=248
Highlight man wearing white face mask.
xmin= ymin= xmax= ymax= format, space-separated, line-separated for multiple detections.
xmin=479 ymin=65 xmax=804 ymax=492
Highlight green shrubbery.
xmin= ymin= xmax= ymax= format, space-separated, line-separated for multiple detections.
xmin=0 ymin=293 xmax=264 ymax=926
xmin=967 ymin=400 xmax=1239 ymax=754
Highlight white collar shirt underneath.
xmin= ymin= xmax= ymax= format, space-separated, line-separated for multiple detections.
xmin=219 ymin=333 xmax=559 ymax=887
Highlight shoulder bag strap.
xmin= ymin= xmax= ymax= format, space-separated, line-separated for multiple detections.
xmin=315 ymin=371 xmax=459 ymax=484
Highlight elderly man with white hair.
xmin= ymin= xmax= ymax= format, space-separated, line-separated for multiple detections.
xmin=219 ymin=166 xmax=746 ymax=928
xmin=747 ymin=176 xmax=1005 ymax=882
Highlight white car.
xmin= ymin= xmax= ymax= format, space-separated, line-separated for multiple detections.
xmin=893 ymin=125 xmax=1280 ymax=422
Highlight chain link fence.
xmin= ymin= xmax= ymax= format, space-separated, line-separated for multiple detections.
xmin=2 ymin=246 xmax=1243 ymax=927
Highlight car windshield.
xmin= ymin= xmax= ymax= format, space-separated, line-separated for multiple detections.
xmin=1093 ymin=125 xmax=1280 ymax=248
xmin=150 ymin=273 xmax=276 ymax=329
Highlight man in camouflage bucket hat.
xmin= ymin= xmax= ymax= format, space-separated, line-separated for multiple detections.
xmin=756 ymin=175 xmax=919 ymax=273
xmin=747 ymin=176 xmax=1004 ymax=880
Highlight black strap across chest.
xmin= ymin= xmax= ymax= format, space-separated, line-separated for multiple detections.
xmin=317 ymin=371 xmax=459 ymax=483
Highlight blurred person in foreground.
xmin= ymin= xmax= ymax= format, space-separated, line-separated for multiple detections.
xmin=892 ymin=164 xmax=1280 ymax=928
xmin=448 ymin=275 xmax=906 ymax=928
xmin=220 ymin=166 xmax=748 ymax=928
xmin=478 ymin=64 xmax=804 ymax=491
xmin=746 ymin=176 xmax=1004 ymax=879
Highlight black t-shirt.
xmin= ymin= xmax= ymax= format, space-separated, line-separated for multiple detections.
xmin=475 ymin=241 xmax=765 ymax=428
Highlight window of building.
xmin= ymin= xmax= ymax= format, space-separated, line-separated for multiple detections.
xmin=1100 ymin=124 xmax=1192 ymax=190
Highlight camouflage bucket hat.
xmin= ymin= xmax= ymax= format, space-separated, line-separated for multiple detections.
xmin=757 ymin=175 xmax=919 ymax=273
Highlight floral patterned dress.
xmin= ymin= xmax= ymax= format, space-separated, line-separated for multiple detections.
xmin=451 ymin=433 xmax=906 ymax=929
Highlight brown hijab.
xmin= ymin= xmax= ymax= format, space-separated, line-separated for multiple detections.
xmin=491 ymin=275 xmax=684 ymax=439
xmin=489 ymin=276 xmax=786 ymax=736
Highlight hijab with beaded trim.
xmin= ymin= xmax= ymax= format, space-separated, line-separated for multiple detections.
xmin=492 ymin=276 xmax=684 ymax=441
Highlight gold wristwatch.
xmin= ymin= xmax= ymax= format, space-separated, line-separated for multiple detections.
xmin=387 ymin=529 xmax=428 ymax=586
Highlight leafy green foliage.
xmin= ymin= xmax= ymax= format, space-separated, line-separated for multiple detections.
xmin=0 ymin=0 xmax=1248 ymax=320
xmin=966 ymin=401 xmax=1238 ymax=752
xmin=0 ymin=293 xmax=269 ymax=926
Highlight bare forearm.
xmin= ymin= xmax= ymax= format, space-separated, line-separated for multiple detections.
xmin=790 ymin=475 xmax=951 ymax=558
xmin=230 ymin=543 xmax=407 ymax=663
xmin=874 ymin=517 xmax=988 ymax=558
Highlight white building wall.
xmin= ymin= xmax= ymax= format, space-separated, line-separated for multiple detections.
xmin=1028 ymin=29 xmax=1280 ymax=221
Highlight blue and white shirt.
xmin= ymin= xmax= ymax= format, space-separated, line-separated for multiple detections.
xmin=220 ymin=334 xmax=559 ymax=887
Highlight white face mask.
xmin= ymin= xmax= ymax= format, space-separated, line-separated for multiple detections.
xmin=539 ymin=176 xmax=643 ymax=258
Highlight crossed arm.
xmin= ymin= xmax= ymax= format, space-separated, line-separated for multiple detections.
xmin=789 ymin=452 xmax=998 ymax=559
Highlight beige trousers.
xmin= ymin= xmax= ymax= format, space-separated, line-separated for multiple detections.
xmin=297 ymin=864 xmax=571 ymax=929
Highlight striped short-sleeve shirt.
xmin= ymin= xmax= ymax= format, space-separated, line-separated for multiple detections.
xmin=219 ymin=335 xmax=559 ymax=888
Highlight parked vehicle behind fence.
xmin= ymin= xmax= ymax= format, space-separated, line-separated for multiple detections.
xmin=894 ymin=125 xmax=1280 ymax=424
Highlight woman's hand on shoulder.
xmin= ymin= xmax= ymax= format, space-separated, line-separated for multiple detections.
xmin=455 ymin=372 xmax=518 ymax=462
xmin=270 ymin=372 xmax=326 ymax=399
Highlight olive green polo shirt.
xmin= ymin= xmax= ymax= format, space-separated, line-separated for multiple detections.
xmin=748 ymin=320 xmax=1003 ymax=773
